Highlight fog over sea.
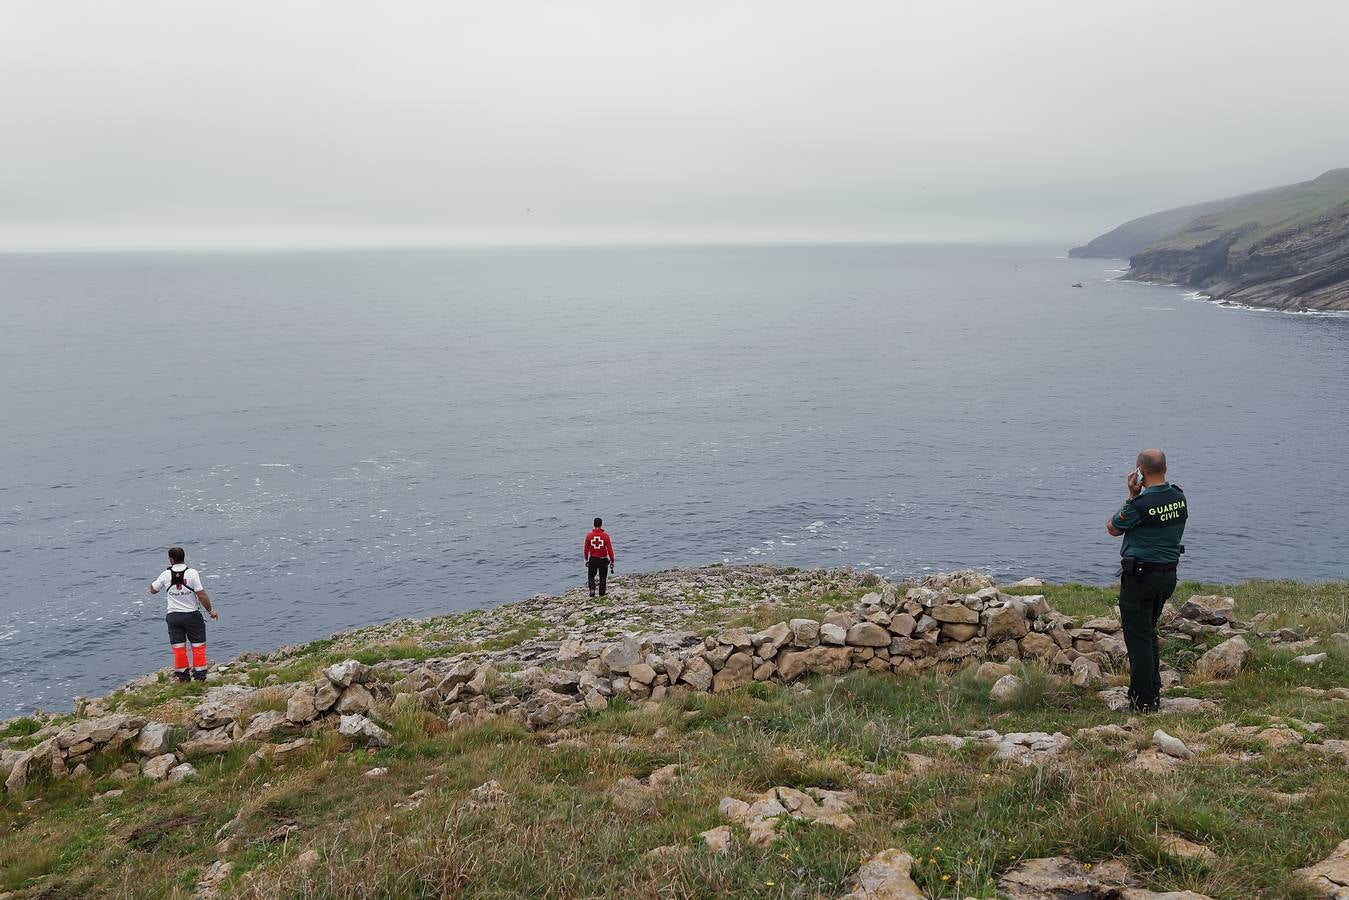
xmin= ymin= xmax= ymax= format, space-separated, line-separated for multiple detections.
xmin=2 ymin=245 xmax=1347 ymax=715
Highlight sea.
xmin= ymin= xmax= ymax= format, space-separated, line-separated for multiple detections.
xmin=2 ymin=244 xmax=1347 ymax=716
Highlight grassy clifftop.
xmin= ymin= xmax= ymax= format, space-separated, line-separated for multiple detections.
xmin=1 ymin=569 xmax=1347 ymax=898
xmin=1074 ymin=169 xmax=1349 ymax=311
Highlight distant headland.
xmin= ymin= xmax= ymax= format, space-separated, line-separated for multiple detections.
xmin=1072 ymin=168 xmax=1349 ymax=311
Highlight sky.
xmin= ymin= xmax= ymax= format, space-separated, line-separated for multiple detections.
xmin=2 ymin=0 xmax=1347 ymax=250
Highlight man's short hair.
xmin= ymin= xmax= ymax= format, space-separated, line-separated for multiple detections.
xmin=1136 ymin=449 xmax=1167 ymax=475
xmin=593 ymin=518 xmax=603 ymax=528
xmin=168 ymin=546 xmax=186 ymax=564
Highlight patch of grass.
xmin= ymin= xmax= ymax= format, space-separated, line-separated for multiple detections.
xmin=478 ymin=617 xmax=548 ymax=652
xmin=118 ymin=678 xmax=208 ymax=712
xmin=0 ymin=718 xmax=40 ymax=738
xmin=8 ymin=575 xmax=1349 ymax=898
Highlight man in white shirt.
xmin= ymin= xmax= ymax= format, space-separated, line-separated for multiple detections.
xmin=149 ymin=546 xmax=218 ymax=683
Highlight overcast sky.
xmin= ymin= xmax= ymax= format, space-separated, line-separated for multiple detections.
xmin=2 ymin=1 xmax=1347 ymax=250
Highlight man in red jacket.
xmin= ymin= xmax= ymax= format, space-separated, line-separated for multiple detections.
xmin=583 ymin=517 xmax=616 ymax=597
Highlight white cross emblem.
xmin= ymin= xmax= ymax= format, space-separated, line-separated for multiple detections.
xmin=590 ymin=536 xmax=606 ymax=550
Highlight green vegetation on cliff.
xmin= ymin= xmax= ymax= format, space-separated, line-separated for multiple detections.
xmin=1073 ymin=169 xmax=1349 ymax=311
xmin=1 ymin=572 xmax=1346 ymax=898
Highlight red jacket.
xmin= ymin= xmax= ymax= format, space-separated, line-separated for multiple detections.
xmin=583 ymin=528 xmax=615 ymax=563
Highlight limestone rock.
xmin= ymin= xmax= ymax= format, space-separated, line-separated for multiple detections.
xmin=135 ymin=722 xmax=172 ymax=756
xmin=712 ymin=652 xmax=754 ymax=693
xmin=142 ymin=753 xmax=178 ymax=780
xmin=679 ymin=655 xmax=714 ymax=691
xmin=249 ymin=738 xmax=315 ymax=765
xmin=719 ymin=796 xmax=751 ymax=823
xmin=819 ymin=623 xmax=847 ymax=646
xmin=179 ymin=728 xmax=233 ymax=756
xmin=931 ymin=603 xmax=978 ymax=625
xmin=191 ymin=695 xmax=248 ymax=731
xmin=719 ymin=628 xmax=753 ymax=648
xmin=1071 ymin=656 xmax=1104 ymax=688
xmin=1296 ymin=838 xmax=1349 ymax=898
xmin=1294 ymin=653 xmax=1329 ymax=667
xmin=789 ymin=618 xmax=820 ymax=647
xmin=845 ymin=622 xmax=890 ymax=647
xmin=940 ymin=622 xmax=980 ymax=642
xmin=888 ymin=613 xmax=917 ymax=636
xmin=751 ymin=622 xmax=792 ymax=653
xmin=1153 ymin=729 xmax=1192 ymax=759
xmin=1020 ymin=632 xmax=1057 ymax=660
xmin=1193 ymin=635 xmax=1250 ymax=682
xmin=468 ymin=779 xmax=506 ymax=808
xmin=324 ymin=659 xmax=373 ymax=688
xmin=335 ymin=683 xmax=375 ymax=715
xmin=338 ymin=714 xmax=392 ymax=748
xmin=842 ymin=848 xmax=923 ymax=899
xmin=987 ymin=605 xmax=1030 ymax=641
xmin=286 ymin=683 xmax=318 ymax=723
xmin=1159 ymin=833 xmax=1217 ymax=863
xmin=627 ymin=663 xmax=657 ymax=685
xmin=238 ymin=710 xmax=288 ymax=743
xmin=976 ymin=661 xmax=1012 ymax=682
xmin=990 ymin=674 xmax=1024 ymax=704
xmin=312 ymin=678 xmax=341 ymax=712
xmin=776 ymin=646 xmax=852 ymax=680
xmin=192 ymin=859 xmax=233 ymax=899
xmin=168 ymin=762 xmax=198 ymax=783
xmin=699 ymin=825 xmax=733 ymax=855
xmin=600 ymin=636 xmax=644 ymax=673
xmin=746 ymin=816 xmax=779 ymax=846
xmin=999 ymin=857 xmax=1138 ymax=899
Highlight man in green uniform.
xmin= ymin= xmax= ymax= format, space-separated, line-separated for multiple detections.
xmin=1107 ymin=448 xmax=1188 ymax=712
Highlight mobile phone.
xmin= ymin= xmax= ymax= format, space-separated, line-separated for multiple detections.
xmin=1133 ymin=467 xmax=1144 ymax=485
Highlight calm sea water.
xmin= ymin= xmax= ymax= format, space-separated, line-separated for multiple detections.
xmin=2 ymin=245 xmax=1347 ymax=715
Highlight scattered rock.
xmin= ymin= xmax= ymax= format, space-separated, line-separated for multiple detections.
xmin=135 ymin=722 xmax=172 ymax=756
xmin=167 ymin=763 xmax=198 ymax=783
xmin=1296 ymin=838 xmax=1349 ymax=898
xmin=699 ymin=825 xmax=733 ymax=855
xmin=712 ymin=653 xmax=754 ymax=693
xmin=842 ymin=848 xmax=923 ymax=899
xmin=286 ymin=684 xmax=318 ymax=723
xmin=179 ymin=728 xmax=234 ymax=757
xmin=249 ymin=738 xmax=315 ymax=765
xmin=1193 ymin=636 xmax=1250 ymax=682
xmin=364 ymin=767 xmax=389 ymax=778
xmin=1153 ymin=730 xmax=1193 ymax=760
xmin=468 ymin=779 xmax=506 ymax=807
xmin=324 ymin=659 xmax=373 ymax=688
xmin=1132 ymin=748 xmax=1182 ymax=775
xmin=1159 ymin=833 xmax=1218 ymax=863
xmin=989 ymin=673 xmax=1024 ymax=704
xmin=719 ymin=796 xmax=751 ymax=823
xmin=338 ymin=714 xmax=392 ymax=748
xmin=191 ymin=859 xmax=233 ymax=899
xmin=1295 ymin=653 xmax=1329 ymax=667
xmin=142 ymin=753 xmax=178 ymax=780
xmin=819 ymin=623 xmax=848 ymax=646
xmin=845 ymin=622 xmax=890 ymax=647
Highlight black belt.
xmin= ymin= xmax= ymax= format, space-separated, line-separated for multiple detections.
xmin=1121 ymin=556 xmax=1178 ymax=574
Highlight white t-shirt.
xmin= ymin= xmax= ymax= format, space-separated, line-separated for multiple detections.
xmin=153 ymin=567 xmax=205 ymax=614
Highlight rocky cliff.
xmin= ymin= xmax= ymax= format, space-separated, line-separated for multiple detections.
xmin=1074 ymin=169 xmax=1349 ymax=311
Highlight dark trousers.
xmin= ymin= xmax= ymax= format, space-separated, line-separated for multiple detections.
xmin=587 ymin=558 xmax=609 ymax=596
xmin=1118 ymin=568 xmax=1177 ymax=709
xmin=166 ymin=610 xmax=209 ymax=682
